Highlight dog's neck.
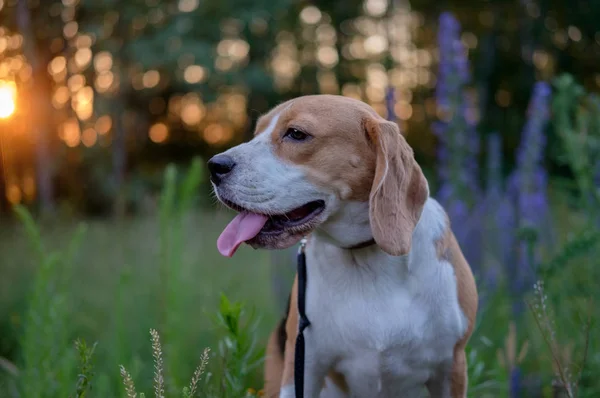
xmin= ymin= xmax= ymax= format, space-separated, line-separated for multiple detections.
xmin=313 ymin=198 xmax=437 ymax=258
xmin=311 ymin=200 xmax=405 ymax=276
xmin=314 ymin=201 xmax=374 ymax=249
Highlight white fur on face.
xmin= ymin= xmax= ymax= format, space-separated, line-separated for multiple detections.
xmin=213 ymin=112 xmax=332 ymax=215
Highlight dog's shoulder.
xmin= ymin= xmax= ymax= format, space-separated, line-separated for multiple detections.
xmin=429 ymin=200 xmax=478 ymax=344
xmin=417 ymin=197 xmax=477 ymax=345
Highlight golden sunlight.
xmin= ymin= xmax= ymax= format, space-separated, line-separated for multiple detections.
xmin=0 ymin=80 xmax=16 ymax=119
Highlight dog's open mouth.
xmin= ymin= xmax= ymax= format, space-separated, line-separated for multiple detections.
xmin=217 ymin=199 xmax=325 ymax=257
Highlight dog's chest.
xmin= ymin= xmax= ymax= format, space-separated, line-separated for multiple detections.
xmin=304 ymin=248 xmax=461 ymax=396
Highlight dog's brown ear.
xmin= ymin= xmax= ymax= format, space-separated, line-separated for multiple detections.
xmin=366 ymin=118 xmax=429 ymax=256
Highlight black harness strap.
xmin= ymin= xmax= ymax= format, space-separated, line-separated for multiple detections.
xmin=293 ymin=237 xmax=376 ymax=397
xmin=294 ymin=238 xmax=310 ymax=398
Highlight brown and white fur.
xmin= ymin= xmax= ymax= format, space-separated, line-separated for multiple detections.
xmin=210 ymin=95 xmax=478 ymax=397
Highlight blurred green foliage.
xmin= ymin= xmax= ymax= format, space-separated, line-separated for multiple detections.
xmin=0 ymin=158 xmax=277 ymax=397
xmin=1 ymin=0 xmax=600 ymax=214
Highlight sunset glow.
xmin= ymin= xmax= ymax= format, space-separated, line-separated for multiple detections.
xmin=0 ymin=81 xmax=16 ymax=119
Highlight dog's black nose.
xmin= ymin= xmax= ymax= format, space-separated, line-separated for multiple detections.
xmin=208 ymin=154 xmax=236 ymax=185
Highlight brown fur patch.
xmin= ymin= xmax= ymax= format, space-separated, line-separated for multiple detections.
xmin=264 ymin=329 xmax=284 ymax=398
xmin=450 ymin=346 xmax=468 ymax=397
xmin=435 ymin=217 xmax=478 ymax=397
xmin=367 ymin=118 xmax=429 ymax=256
xmin=253 ymin=95 xmax=379 ymax=201
xmin=327 ymin=370 xmax=349 ymax=393
xmin=435 ymin=221 xmax=478 ymax=340
xmin=281 ymin=275 xmax=298 ymax=387
xmin=263 ymin=285 xmax=293 ymax=396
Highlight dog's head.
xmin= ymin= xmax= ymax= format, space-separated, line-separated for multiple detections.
xmin=210 ymin=95 xmax=429 ymax=257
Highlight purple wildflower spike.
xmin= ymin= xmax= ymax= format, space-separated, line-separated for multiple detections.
xmin=507 ymin=81 xmax=552 ymax=315
xmin=385 ymin=86 xmax=396 ymax=122
xmin=482 ymin=133 xmax=517 ymax=293
xmin=434 ymin=11 xmax=482 ymax=271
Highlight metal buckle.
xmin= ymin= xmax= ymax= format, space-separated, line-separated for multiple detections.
xmin=298 ymin=236 xmax=307 ymax=255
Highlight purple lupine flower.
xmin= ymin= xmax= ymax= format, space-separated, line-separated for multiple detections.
xmin=482 ymin=133 xmax=516 ymax=292
xmin=436 ymin=19 xmax=471 ymax=106
xmin=434 ymin=12 xmax=482 ymax=271
xmin=481 ymin=133 xmax=519 ymax=311
xmin=508 ymin=82 xmax=552 ymax=235
xmin=385 ymin=86 xmax=396 ymax=122
xmin=513 ymin=82 xmax=551 ymax=184
xmin=496 ymin=195 xmax=517 ymax=262
xmin=486 ymin=133 xmax=502 ymax=197
xmin=593 ymin=160 xmax=600 ymax=217
xmin=510 ymin=367 xmax=522 ymax=398
xmin=435 ymin=12 xmax=480 ymax=203
xmin=507 ymin=81 xmax=552 ymax=315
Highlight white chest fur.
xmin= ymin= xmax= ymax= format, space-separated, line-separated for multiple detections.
xmin=302 ymin=200 xmax=468 ymax=398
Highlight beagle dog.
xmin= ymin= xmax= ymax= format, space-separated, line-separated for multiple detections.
xmin=209 ymin=95 xmax=478 ymax=398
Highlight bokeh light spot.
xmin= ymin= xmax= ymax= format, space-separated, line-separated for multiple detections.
xmin=0 ymin=81 xmax=16 ymax=118
xmin=52 ymin=86 xmax=70 ymax=109
xmin=49 ymin=56 xmax=67 ymax=76
xmin=149 ymin=123 xmax=169 ymax=143
xmin=203 ymin=123 xmax=233 ymax=145
xmin=6 ymin=184 xmax=21 ymax=204
xmin=81 ymin=128 xmax=98 ymax=147
xmin=300 ymin=6 xmax=322 ymax=25
xmin=178 ymin=0 xmax=199 ymax=12
xmin=62 ymin=119 xmax=82 ymax=147
xmin=63 ymin=21 xmax=78 ymax=39
xmin=143 ymin=70 xmax=160 ymax=88
xmin=183 ymin=65 xmax=206 ymax=84
xmin=94 ymin=51 xmax=113 ymax=72
xmin=74 ymin=48 xmax=93 ymax=69
xmin=95 ymin=71 xmax=114 ymax=92
xmin=95 ymin=115 xmax=112 ymax=135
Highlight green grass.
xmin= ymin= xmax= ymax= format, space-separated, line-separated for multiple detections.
xmin=0 ymin=160 xmax=291 ymax=397
xmin=0 ymin=156 xmax=598 ymax=397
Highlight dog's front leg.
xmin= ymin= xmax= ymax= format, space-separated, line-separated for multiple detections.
xmin=427 ymin=345 xmax=469 ymax=398
xmin=425 ymin=362 xmax=452 ymax=398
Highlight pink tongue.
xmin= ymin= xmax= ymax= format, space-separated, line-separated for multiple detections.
xmin=217 ymin=212 xmax=269 ymax=257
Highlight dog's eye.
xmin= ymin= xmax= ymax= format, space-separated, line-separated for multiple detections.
xmin=284 ymin=128 xmax=309 ymax=141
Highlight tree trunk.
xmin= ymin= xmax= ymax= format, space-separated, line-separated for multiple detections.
xmin=16 ymin=0 xmax=54 ymax=216
xmin=0 ymin=139 xmax=6 ymax=215
xmin=112 ymin=104 xmax=126 ymax=219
